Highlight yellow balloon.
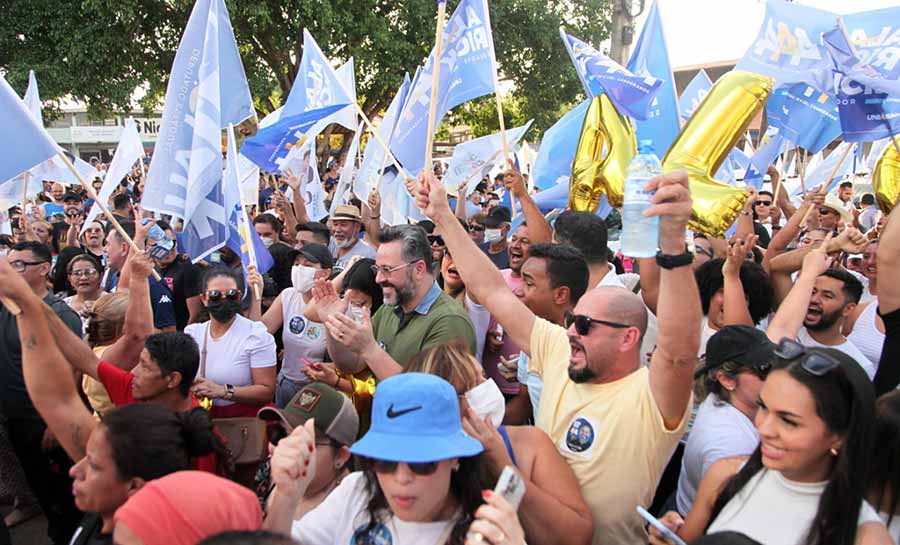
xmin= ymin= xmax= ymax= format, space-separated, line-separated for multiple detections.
xmin=568 ymin=94 xmax=636 ymax=211
xmin=872 ymin=141 xmax=900 ymax=214
xmin=662 ymin=71 xmax=774 ymax=236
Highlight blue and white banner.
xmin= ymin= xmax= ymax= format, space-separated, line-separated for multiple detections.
xmin=329 ymin=130 xmax=361 ymax=216
xmin=531 ymin=99 xmax=590 ymax=191
xmin=561 ymin=29 xmax=663 ymax=121
xmin=240 ymin=104 xmax=347 ymax=173
xmin=390 ymin=0 xmax=497 ymax=177
xmin=283 ymin=30 xmax=357 ymax=123
xmin=679 ymin=69 xmax=713 ymax=122
xmin=224 ymin=125 xmax=273 ymax=277
xmin=356 ymin=74 xmax=411 ymax=198
xmin=793 ymin=141 xmax=855 ymax=195
xmin=627 ymin=0 xmax=680 ymax=156
xmin=443 ymin=120 xmax=533 ymax=192
xmin=141 ymin=0 xmax=255 ymax=262
xmin=0 ymin=74 xmax=60 ymax=197
xmin=744 ymin=127 xmax=786 ymax=190
xmin=766 ymin=83 xmax=840 ymax=153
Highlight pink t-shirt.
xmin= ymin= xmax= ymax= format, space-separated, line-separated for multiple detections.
xmin=481 ymin=270 xmax=525 ymax=395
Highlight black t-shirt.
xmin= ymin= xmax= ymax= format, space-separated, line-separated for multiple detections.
xmin=69 ymin=514 xmax=112 ymax=545
xmin=478 ymin=241 xmax=510 ymax=270
xmin=267 ymin=242 xmax=295 ymax=295
xmin=51 ymin=221 xmax=73 ymax=254
xmin=0 ymin=294 xmax=83 ymax=416
xmin=160 ymin=258 xmax=203 ymax=331
xmin=874 ymin=306 xmax=900 ymax=395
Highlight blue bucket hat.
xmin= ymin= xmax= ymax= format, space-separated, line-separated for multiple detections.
xmin=350 ymin=373 xmax=483 ymax=463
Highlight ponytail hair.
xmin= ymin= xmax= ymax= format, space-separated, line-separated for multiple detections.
xmin=102 ymin=404 xmax=232 ymax=480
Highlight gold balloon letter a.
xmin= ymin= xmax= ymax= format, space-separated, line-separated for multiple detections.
xmin=568 ymin=94 xmax=637 ymax=212
xmin=873 ymin=142 xmax=900 ymax=214
xmin=662 ymin=71 xmax=774 ymax=236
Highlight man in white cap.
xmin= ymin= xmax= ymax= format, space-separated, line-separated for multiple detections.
xmin=816 ymin=193 xmax=852 ymax=231
xmin=328 ymin=204 xmax=376 ymax=271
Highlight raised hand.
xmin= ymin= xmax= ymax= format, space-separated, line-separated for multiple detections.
xmin=503 ymin=159 xmax=526 ymax=199
xmin=804 ymin=232 xmax=835 ymax=276
xmin=269 ymin=419 xmax=318 ymax=500
xmin=325 ymin=309 xmax=376 ymax=355
xmin=723 ymin=234 xmax=758 ymax=277
xmin=367 ymin=189 xmax=381 ymax=217
xmin=643 ymin=171 xmax=692 ymax=253
xmin=466 ymin=489 xmax=526 ymax=545
xmin=128 ymin=250 xmax=155 ymax=279
xmin=311 ymin=278 xmax=346 ymax=322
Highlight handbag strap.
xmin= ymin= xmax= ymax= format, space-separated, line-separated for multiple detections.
xmin=200 ymin=322 xmax=210 ymax=378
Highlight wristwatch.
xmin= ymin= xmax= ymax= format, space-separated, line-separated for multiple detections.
xmin=655 ymin=250 xmax=694 ymax=270
xmin=224 ymin=384 xmax=235 ymax=400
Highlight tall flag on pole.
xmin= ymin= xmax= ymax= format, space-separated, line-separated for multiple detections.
xmin=355 ymin=74 xmax=411 ymax=198
xmin=224 ymin=125 xmax=273 ymax=277
xmin=766 ymin=83 xmax=840 ymax=153
xmin=531 ymin=99 xmax=591 ymax=190
xmin=560 ymin=29 xmax=663 ymax=121
xmin=22 ymin=71 xmax=43 ymax=126
xmin=390 ymin=0 xmax=497 ymax=177
xmin=678 ymin=69 xmax=712 ymax=121
xmin=0 ymin=74 xmax=59 ymax=187
xmin=142 ymin=0 xmax=254 ymax=261
xmin=329 ymin=130 xmax=361 ymax=215
xmin=626 ymin=0 xmax=680 ymax=157
xmin=82 ymin=119 xmax=144 ymax=232
xmin=282 ymin=30 xmax=357 ymax=120
xmin=443 ymin=120 xmax=533 ymax=192
xmin=793 ymin=141 xmax=855 ymax=194
xmin=240 ymin=104 xmax=347 ymax=173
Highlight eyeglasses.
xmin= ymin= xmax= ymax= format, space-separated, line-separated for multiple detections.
xmin=773 ymin=338 xmax=841 ymax=376
xmin=205 ymin=288 xmax=241 ymax=302
xmin=9 ymin=260 xmax=48 ymax=272
xmin=564 ymin=310 xmax=630 ymax=336
xmin=755 ymin=200 xmax=773 ymax=206
xmin=371 ymin=261 xmax=416 ymax=276
xmin=369 ymin=459 xmax=440 ymax=476
xmin=69 ymin=269 xmax=99 ymax=278
xmin=818 ymin=207 xmax=835 ymax=215
xmin=428 ymin=235 xmax=445 ymax=246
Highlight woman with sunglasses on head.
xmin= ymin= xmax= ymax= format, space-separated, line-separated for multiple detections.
xmin=266 ymin=373 xmax=513 ymax=545
xmin=649 ymin=341 xmax=891 ymax=545
xmin=405 ymin=343 xmax=594 ymax=545
xmin=186 ymin=266 xmax=277 ymax=418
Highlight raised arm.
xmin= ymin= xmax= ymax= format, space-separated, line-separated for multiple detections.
xmin=418 ymin=172 xmax=536 ymax=354
xmin=283 ymin=169 xmax=311 ymax=225
xmin=503 ymin=162 xmax=551 ymax=245
xmin=97 ymin=251 xmax=155 ymax=371
xmin=763 ymin=191 xmax=818 ymax=272
xmin=0 ymin=258 xmax=96 ymax=461
xmin=362 ymin=190 xmax=381 ymax=249
xmin=455 ymin=182 xmax=470 ymax=221
xmin=733 ymin=187 xmax=756 ymax=241
xmin=722 ymin=235 xmax=757 ymax=326
xmin=766 ymin=236 xmax=833 ymax=343
xmin=645 ymin=171 xmax=702 ymax=429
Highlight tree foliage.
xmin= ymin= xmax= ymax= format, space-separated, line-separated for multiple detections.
xmin=0 ymin=0 xmax=610 ymax=145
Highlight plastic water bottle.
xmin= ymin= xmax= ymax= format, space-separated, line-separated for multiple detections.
xmin=621 ymin=140 xmax=662 ymax=258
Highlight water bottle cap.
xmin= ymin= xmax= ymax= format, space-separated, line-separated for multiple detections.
xmin=638 ymin=140 xmax=654 ymax=154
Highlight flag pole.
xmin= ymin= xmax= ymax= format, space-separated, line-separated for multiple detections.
xmin=799 ymin=144 xmax=853 ymax=226
xmin=56 ymin=151 xmax=161 ymax=281
xmin=797 ymin=146 xmax=807 ymax=198
xmin=484 ymin=1 xmax=516 ymax=218
xmin=229 ymin=124 xmax=261 ymax=301
xmin=21 ymin=172 xmax=30 ymax=209
xmin=423 ymin=0 xmax=448 ymax=177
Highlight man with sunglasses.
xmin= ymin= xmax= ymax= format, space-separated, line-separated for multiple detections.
xmin=417 ymin=169 xmax=702 ymax=545
xmin=0 ymin=241 xmax=84 ymax=544
xmin=817 ymin=193 xmax=852 ymax=232
xmin=766 ymin=237 xmax=874 ymax=378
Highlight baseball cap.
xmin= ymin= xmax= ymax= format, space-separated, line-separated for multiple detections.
xmin=63 ymin=191 xmax=84 ymax=203
xmin=257 ymin=383 xmax=359 ymax=446
xmin=821 ymin=193 xmax=853 ymax=223
xmin=350 ymin=373 xmax=483 ymax=463
xmin=293 ymin=242 xmax=334 ymax=270
xmin=481 ymin=205 xmax=512 ymax=227
xmin=332 ymin=204 xmax=362 ymax=222
xmin=695 ymin=325 xmax=776 ymax=378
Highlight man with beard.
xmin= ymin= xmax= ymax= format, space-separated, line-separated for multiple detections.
xmin=320 ymin=224 xmax=476 ymax=379
xmin=416 ymin=169 xmax=701 ymax=545
xmin=328 ymin=204 xmax=376 ymax=272
xmin=766 ymin=243 xmax=873 ymax=378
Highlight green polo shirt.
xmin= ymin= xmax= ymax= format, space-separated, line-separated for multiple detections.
xmin=371 ymin=281 xmax=477 ymax=367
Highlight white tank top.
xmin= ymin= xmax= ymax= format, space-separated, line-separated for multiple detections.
xmin=847 ymin=301 xmax=885 ymax=371
xmin=279 ymin=288 xmax=327 ymax=382
xmin=707 ymin=468 xmax=884 ymax=545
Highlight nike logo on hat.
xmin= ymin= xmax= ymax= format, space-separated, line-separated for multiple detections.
xmin=386 ymin=404 xmax=422 ymax=419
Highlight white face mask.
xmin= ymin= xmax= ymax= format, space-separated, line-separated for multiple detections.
xmin=484 ymin=228 xmax=503 ymax=244
xmin=464 ymin=379 xmax=505 ymax=428
xmin=262 ymin=236 xmax=276 ymax=248
xmin=291 ymin=264 xmax=317 ymax=294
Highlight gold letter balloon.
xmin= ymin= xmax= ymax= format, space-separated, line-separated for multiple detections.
xmin=568 ymin=94 xmax=636 ymax=211
xmin=662 ymin=71 xmax=774 ymax=236
xmin=872 ymin=141 xmax=900 ymax=214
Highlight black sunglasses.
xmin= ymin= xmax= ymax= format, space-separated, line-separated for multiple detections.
xmin=774 ymin=338 xmax=841 ymax=376
xmin=564 ymin=310 xmax=630 ymax=336
xmin=369 ymin=459 xmax=439 ymax=476
xmin=206 ymin=288 xmax=241 ymax=302
xmin=755 ymin=200 xmax=773 ymax=206
xmin=469 ymin=224 xmax=485 ymax=232
xmin=428 ymin=235 xmax=445 ymax=246
xmin=818 ymin=207 xmax=835 ymax=216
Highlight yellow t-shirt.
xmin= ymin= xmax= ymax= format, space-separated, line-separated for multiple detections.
xmin=83 ymin=345 xmax=115 ymax=417
xmin=529 ymin=317 xmax=690 ymax=545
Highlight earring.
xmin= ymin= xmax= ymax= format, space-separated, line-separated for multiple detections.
xmin=334 ymin=461 xmax=343 ymax=470
xmin=452 ymin=464 xmax=460 ymax=472
xmin=830 ymin=447 xmax=839 ymax=456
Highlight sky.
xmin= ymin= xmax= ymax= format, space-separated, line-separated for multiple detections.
xmin=633 ymin=0 xmax=900 ymax=69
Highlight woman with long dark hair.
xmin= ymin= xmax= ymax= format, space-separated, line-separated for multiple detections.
xmin=868 ymin=391 xmax=900 ymax=542
xmin=265 ymin=373 xmax=490 ymax=545
xmin=650 ymin=341 xmax=891 ymax=545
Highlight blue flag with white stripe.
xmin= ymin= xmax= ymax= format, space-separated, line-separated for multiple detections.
xmin=561 ymin=29 xmax=663 ymax=121
xmin=626 ymin=0 xmax=680 ymax=157
xmin=390 ymin=0 xmax=497 ymax=177
xmin=744 ymin=127 xmax=786 ymax=190
xmin=141 ymin=0 xmax=255 ymax=261
xmin=766 ymin=83 xmax=840 ymax=153
xmin=240 ymin=104 xmax=347 ymax=173
xmin=283 ymin=30 xmax=357 ymax=122
xmin=531 ymin=99 xmax=590 ymax=191
xmin=678 ymin=69 xmax=712 ymax=121
xmin=224 ymin=126 xmax=273 ymax=277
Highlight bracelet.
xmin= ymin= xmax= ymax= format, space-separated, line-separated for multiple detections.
xmin=333 ymin=375 xmax=341 ymax=389
xmin=371 ymin=216 xmax=380 ymax=219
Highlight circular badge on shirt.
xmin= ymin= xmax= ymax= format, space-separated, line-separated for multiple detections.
xmin=565 ymin=417 xmax=595 ymax=453
xmin=289 ymin=316 xmax=306 ymax=335
xmin=305 ymin=324 xmax=322 ymax=340
xmin=352 ymin=522 xmax=393 ymax=545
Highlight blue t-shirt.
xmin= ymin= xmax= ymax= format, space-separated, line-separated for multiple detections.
xmin=104 ymin=269 xmax=176 ymax=330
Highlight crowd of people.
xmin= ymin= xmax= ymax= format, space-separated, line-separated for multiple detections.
xmin=0 ymin=152 xmax=898 ymax=545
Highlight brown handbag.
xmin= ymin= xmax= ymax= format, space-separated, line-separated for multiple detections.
xmin=200 ymin=324 xmax=267 ymax=466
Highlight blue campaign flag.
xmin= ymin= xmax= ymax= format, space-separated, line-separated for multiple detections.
xmin=679 ymin=69 xmax=712 ymax=121
xmin=735 ymin=0 xmax=836 ymax=90
xmin=390 ymin=0 xmax=497 ymax=177
xmin=795 ymin=141 xmax=855 ymax=194
xmin=766 ymin=83 xmax=840 ymax=153
xmin=744 ymin=128 xmax=786 ymax=190
xmin=283 ymin=30 xmax=357 ymax=121
xmin=531 ymin=181 xmax=569 ymax=213
xmin=561 ymin=29 xmax=663 ymax=121
xmin=240 ymin=104 xmax=347 ymax=173
xmin=825 ymin=10 xmax=900 ymax=142
xmin=141 ymin=0 xmax=255 ymax=261
xmin=356 ymin=74 xmax=411 ymax=197
xmin=531 ymin=99 xmax=590 ymax=190
xmin=626 ymin=0 xmax=680 ymax=157
xmin=444 ymin=120 xmax=534 ymax=192
xmin=0 ymin=74 xmax=59 ymax=185
xmin=224 ymin=125 xmax=273 ymax=277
